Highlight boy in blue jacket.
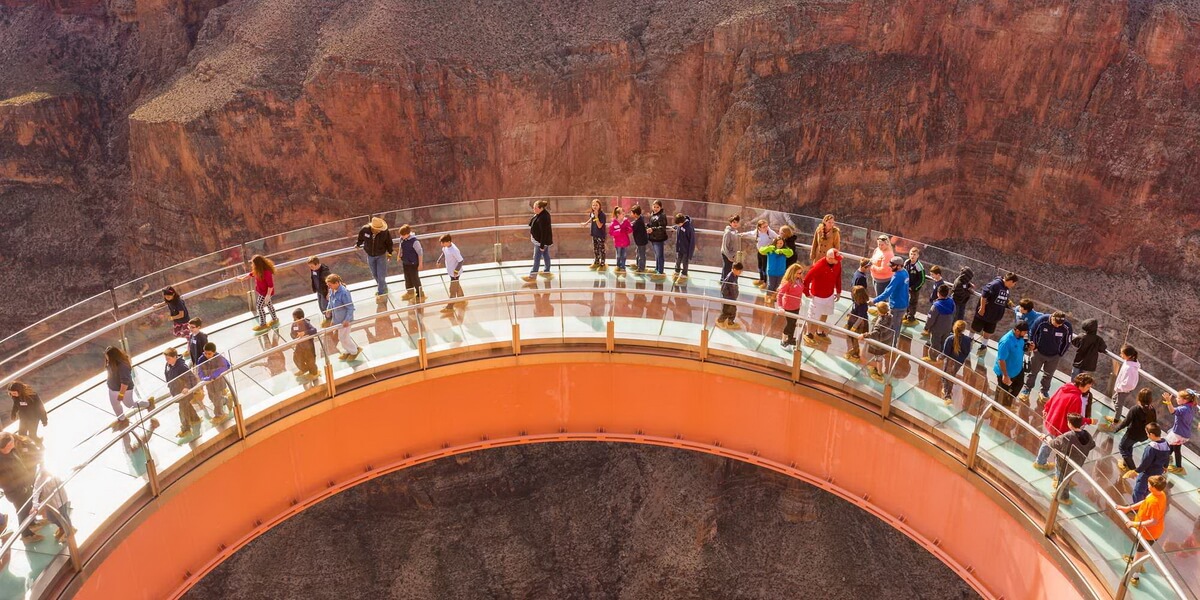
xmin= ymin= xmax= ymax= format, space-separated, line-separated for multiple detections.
xmin=1123 ymin=423 xmax=1172 ymax=503
xmin=716 ymin=262 xmax=744 ymax=329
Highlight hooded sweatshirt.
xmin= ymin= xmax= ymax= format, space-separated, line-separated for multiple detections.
xmin=1114 ymin=403 xmax=1156 ymax=443
xmin=925 ymin=297 xmax=956 ymax=348
xmin=721 ymin=225 xmax=739 ymax=260
xmin=675 ymin=217 xmax=696 ymax=258
xmin=630 ymin=215 xmax=648 ymax=246
xmin=1042 ymin=383 xmax=1092 ymax=436
xmin=1070 ymin=319 xmax=1107 ymax=371
xmin=759 ymin=243 xmax=792 ymax=276
xmin=1114 ymin=359 xmax=1141 ymax=394
xmin=1050 ymin=428 xmax=1096 ymax=473
xmin=951 ymin=267 xmax=974 ymax=307
xmin=1136 ymin=439 xmax=1172 ymax=475
xmin=1029 ymin=313 xmax=1073 ymax=357
xmin=609 ymin=217 xmax=633 ymax=248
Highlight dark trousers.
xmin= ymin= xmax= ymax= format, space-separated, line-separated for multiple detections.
xmin=4 ymin=486 xmax=34 ymax=535
xmin=674 ymin=252 xmax=690 ymax=275
xmin=721 ymin=256 xmax=733 ymax=280
xmin=905 ymin=288 xmax=921 ymax=320
xmin=782 ymin=308 xmax=799 ymax=343
xmin=994 ymin=369 xmax=1025 ymax=407
xmin=403 ymin=263 xmax=422 ymax=293
xmin=16 ymin=417 xmax=41 ymax=442
xmin=293 ymin=340 xmax=318 ymax=375
xmin=757 ymin=253 xmax=768 ymax=282
xmin=1119 ymin=435 xmax=1138 ymax=469
xmin=719 ymin=303 xmax=737 ymax=324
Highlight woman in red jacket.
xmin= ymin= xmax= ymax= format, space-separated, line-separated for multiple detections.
xmin=1033 ymin=373 xmax=1094 ymax=470
xmin=238 ymin=255 xmax=278 ymax=332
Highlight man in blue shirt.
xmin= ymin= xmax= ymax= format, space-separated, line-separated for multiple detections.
xmin=324 ymin=273 xmax=360 ymax=361
xmin=872 ymin=257 xmax=910 ymax=334
xmin=993 ymin=321 xmax=1030 ymax=407
xmin=1021 ymin=311 xmax=1073 ymax=403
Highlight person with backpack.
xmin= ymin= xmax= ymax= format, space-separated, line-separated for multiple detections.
xmin=1070 ymin=318 xmax=1107 ymax=378
xmin=673 ymin=213 xmax=696 ymax=281
xmin=1047 ymin=413 xmax=1095 ymax=505
xmin=901 ymin=247 xmax=926 ymax=326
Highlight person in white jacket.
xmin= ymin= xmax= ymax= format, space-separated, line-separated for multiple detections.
xmin=1107 ymin=344 xmax=1141 ymax=424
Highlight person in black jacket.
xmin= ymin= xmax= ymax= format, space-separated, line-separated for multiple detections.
xmin=0 ymin=432 xmax=43 ymax=541
xmin=163 ymin=348 xmax=202 ymax=438
xmin=7 ymin=382 xmax=47 ymax=445
xmin=105 ymin=346 xmax=153 ymax=425
xmin=629 ymin=205 xmax=649 ymax=273
xmin=307 ymin=256 xmax=331 ymax=325
xmin=357 ymin=217 xmax=394 ymax=297
xmin=524 ymin=200 xmax=554 ymax=281
xmin=950 ymin=266 xmax=974 ymax=323
xmin=186 ymin=318 xmax=209 ymax=368
xmin=1070 ymin=318 xmax=1107 ymax=378
xmin=1112 ymin=389 xmax=1156 ymax=472
xmin=647 ymin=199 xmax=669 ymax=277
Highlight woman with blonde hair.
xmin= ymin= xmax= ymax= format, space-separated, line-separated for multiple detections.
xmin=809 ymin=214 xmax=841 ymax=262
xmin=774 ymin=263 xmax=805 ymax=347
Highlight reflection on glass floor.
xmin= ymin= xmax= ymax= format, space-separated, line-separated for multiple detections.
xmin=1 ymin=261 xmax=1196 ymax=599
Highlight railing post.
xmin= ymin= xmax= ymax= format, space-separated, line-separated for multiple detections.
xmin=606 ymin=320 xmax=615 ymax=352
xmin=1043 ymin=470 xmax=1077 ymax=537
xmin=494 ymin=242 xmax=503 ymax=265
xmin=880 ymin=349 xmax=894 ymax=419
xmin=241 ymin=242 xmax=256 ymax=313
xmin=863 ymin=228 xmax=875 ymax=256
xmin=791 ymin=344 xmax=802 ymax=382
xmin=145 ymin=446 xmax=161 ymax=498
xmin=49 ymin=504 xmax=82 ymax=572
xmin=418 ymin=336 xmax=428 ymax=370
xmin=967 ymin=403 xmax=993 ymax=471
xmin=323 ymin=352 xmax=336 ymax=398
xmin=232 ymin=391 xmax=247 ymax=440
xmin=699 ymin=328 xmax=709 ymax=361
xmin=1115 ymin=554 xmax=1152 ymax=600
xmin=108 ymin=288 xmax=130 ymax=356
xmin=512 ymin=323 xmax=521 ymax=355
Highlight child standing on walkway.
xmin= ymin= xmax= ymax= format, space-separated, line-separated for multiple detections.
xmin=716 ymin=262 xmax=743 ymax=329
xmin=758 ymin=236 xmax=792 ymax=295
xmin=1112 ymin=390 xmax=1156 ymax=472
xmin=673 ymin=213 xmax=695 ymax=280
xmin=647 ymin=200 xmax=668 ymax=277
xmin=308 ymin=256 xmax=331 ymax=324
xmin=162 ymin=287 xmax=190 ymax=338
xmin=325 ymin=274 xmax=360 ymax=361
xmin=853 ymin=258 xmax=871 ymax=290
xmin=1108 ymin=345 xmax=1141 ymax=424
xmin=902 ymin=247 xmax=925 ymax=326
xmin=950 ymin=266 xmax=974 ymax=323
xmin=1116 ymin=475 xmax=1168 ymax=587
xmin=775 ymin=263 xmax=804 ymax=348
xmin=398 ymin=225 xmax=424 ymax=301
xmin=197 ymin=342 xmax=234 ymax=423
xmin=923 ymin=284 xmax=954 ymax=363
xmin=582 ymin=198 xmax=607 ymax=270
xmin=610 ymin=206 xmax=632 ymax=274
xmin=289 ymin=308 xmax=319 ymax=379
xmin=629 ymin=205 xmax=649 ymax=273
xmin=440 ymin=234 xmax=465 ymax=314
xmin=863 ymin=302 xmax=894 ymax=382
xmin=843 ymin=285 xmax=870 ymax=359
xmin=721 ymin=215 xmax=741 ymax=280
xmin=239 ymin=255 xmax=278 ymax=332
xmin=940 ymin=320 xmax=972 ymax=403
xmin=748 ymin=219 xmax=777 ymax=287
xmin=1123 ymin=423 xmax=1171 ymax=502
xmin=1163 ymin=388 xmax=1197 ymax=474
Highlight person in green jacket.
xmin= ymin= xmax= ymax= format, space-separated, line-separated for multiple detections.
xmin=758 ymin=237 xmax=794 ymax=295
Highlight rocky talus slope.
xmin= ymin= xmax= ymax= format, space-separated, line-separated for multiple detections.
xmin=1 ymin=0 xmax=1199 ymax=356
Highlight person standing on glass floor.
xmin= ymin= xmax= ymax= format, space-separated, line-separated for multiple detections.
xmin=356 ymin=217 xmax=393 ymax=298
xmin=397 ymin=224 xmax=424 ymax=301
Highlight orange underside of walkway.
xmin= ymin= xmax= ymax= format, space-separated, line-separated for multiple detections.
xmin=74 ymin=355 xmax=1082 ymax=600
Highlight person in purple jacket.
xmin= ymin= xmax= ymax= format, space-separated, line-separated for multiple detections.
xmin=197 ymin=342 xmax=235 ymax=423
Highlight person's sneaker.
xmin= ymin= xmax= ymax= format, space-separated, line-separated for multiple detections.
xmin=176 ymin=427 xmax=191 ymax=438
xmin=902 ymin=317 xmax=918 ymax=326
xmin=146 ymin=395 xmax=157 ymax=411
xmin=211 ymin=413 xmax=231 ymax=424
xmin=1130 ymin=575 xmax=1140 ymax=587
xmin=868 ymin=367 xmax=884 ymax=382
xmin=588 ymin=263 xmax=600 ymax=270
xmin=976 ymin=345 xmax=987 ymax=355
xmin=843 ymin=351 xmax=858 ymax=360
xmin=919 ymin=330 xmax=931 ymax=338
xmin=615 ymin=268 xmax=626 ymax=274
xmin=780 ymin=339 xmax=794 ymax=349
xmin=268 ymin=319 xmax=280 ymax=328
xmin=675 ymin=274 xmax=688 ymax=282
xmin=921 ymin=356 xmax=936 ymax=363
xmin=539 ymin=271 xmax=554 ymax=278
xmin=1018 ymin=393 xmax=1030 ymax=403
xmin=1058 ymin=498 xmax=1073 ymax=506
xmin=522 ymin=274 xmax=537 ymax=282
xmin=943 ymin=394 xmax=953 ymax=405
xmin=376 ymin=292 xmax=389 ymax=298
xmin=1037 ymin=393 xmax=1048 ymax=404
xmin=1117 ymin=460 xmax=1129 ymax=472
xmin=816 ymin=332 xmax=829 ymax=338
xmin=651 ymin=273 xmax=666 ymax=280
xmin=400 ymin=290 xmax=416 ymax=300
xmin=1166 ymin=466 xmax=1186 ymax=474
xmin=1032 ymin=461 xmax=1053 ymax=471
xmin=251 ymin=323 xmax=269 ymax=332
xmin=440 ymin=305 xmax=455 ymax=313
xmin=347 ymin=349 xmax=362 ymax=360
xmin=306 ymin=371 xmax=321 ymax=380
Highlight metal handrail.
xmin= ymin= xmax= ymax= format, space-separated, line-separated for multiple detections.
xmin=8 ymin=284 xmax=1186 ymax=599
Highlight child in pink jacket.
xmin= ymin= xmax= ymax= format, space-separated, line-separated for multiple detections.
xmin=610 ymin=206 xmax=633 ymax=274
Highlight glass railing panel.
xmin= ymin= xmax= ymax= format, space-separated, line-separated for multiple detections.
xmin=63 ymin=430 xmax=153 ymax=545
xmin=110 ymin=248 xmax=246 ymax=321
xmin=496 ymin=196 xmax=591 ymax=227
xmin=510 ymin=285 xmax=565 ymax=342
xmin=421 ymin=294 xmax=513 ymax=355
xmin=242 ymin=215 xmax=365 ymax=264
xmin=377 ymin=198 xmax=496 ymax=233
xmin=0 ymin=290 xmax=115 ymax=381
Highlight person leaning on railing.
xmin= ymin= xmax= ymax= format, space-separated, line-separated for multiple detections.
xmin=324 ymin=274 xmax=360 ymax=361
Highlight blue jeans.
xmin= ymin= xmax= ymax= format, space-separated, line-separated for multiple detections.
xmin=1035 ymin=442 xmax=1053 ymax=465
xmin=367 ymin=254 xmax=388 ymax=295
xmin=316 ymin=291 xmax=328 ymax=314
xmin=530 ymin=243 xmax=551 ymax=274
xmin=767 ymin=274 xmax=782 ymax=292
xmin=615 ymin=246 xmax=628 ymax=270
xmin=1132 ymin=472 xmax=1152 ymax=503
xmin=635 ymin=244 xmax=647 ymax=271
xmin=651 ymin=241 xmax=665 ymax=274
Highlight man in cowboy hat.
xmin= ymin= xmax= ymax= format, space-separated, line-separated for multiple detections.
xmin=356 ymin=216 xmax=394 ymax=298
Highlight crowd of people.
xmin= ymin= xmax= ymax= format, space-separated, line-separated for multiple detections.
xmin=0 ymin=200 xmax=1195 ymax=573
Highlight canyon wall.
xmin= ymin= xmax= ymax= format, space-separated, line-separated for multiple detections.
xmin=2 ymin=0 xmax=1200 ymax=346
